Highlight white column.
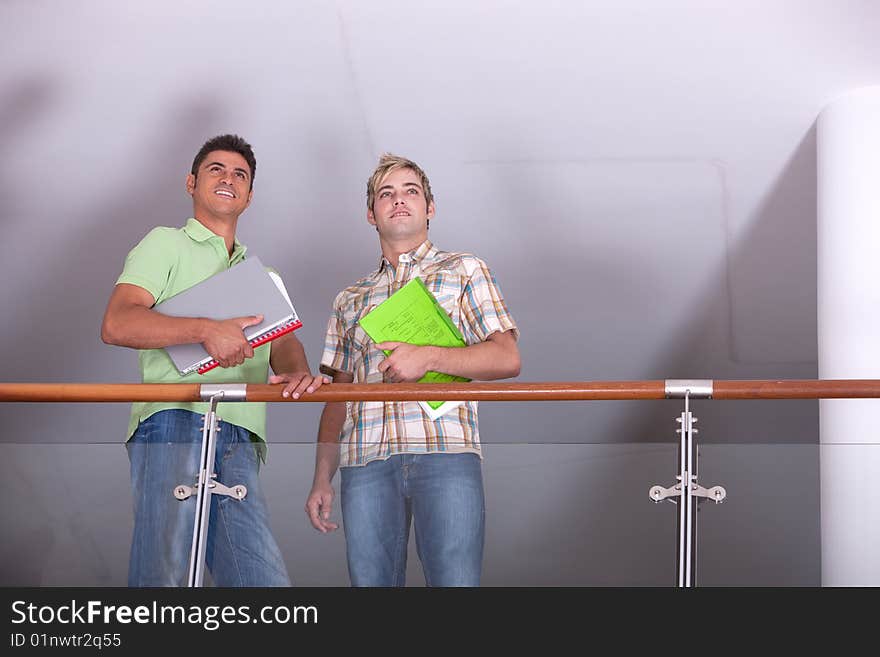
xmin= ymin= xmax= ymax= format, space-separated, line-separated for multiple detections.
xmin=817 ymin=86 xmax=880 ymax=586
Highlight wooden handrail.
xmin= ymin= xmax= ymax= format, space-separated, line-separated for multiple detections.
xmin=1 ymin=380 xmax=880 ymax=402
xmin=248 ymin=381 xmax=666 ymax=402
xmin=712 ymin=379 xmax=880 ymax=399
xmin=0 ymin=383 xmax=203 ymax=403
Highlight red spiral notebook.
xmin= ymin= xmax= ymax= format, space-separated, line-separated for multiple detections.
xmin=155 ymin=256 xmax=302 ymax=375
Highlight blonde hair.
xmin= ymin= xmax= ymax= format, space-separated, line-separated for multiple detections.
xmin=366 ymin=153 xmax=434 ymax=211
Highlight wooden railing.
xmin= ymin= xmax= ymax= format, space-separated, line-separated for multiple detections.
xmin=1 ymin=380 xmax=880 ymax=402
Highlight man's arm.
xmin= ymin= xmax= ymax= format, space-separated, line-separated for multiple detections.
xmin=267 ymin=332 xmax=329 ymax=398
xmin=375 ymin=329 xmax=520 ymax=383
xmin=304 ymin=370 xmax=353 ymax=533
xmin=101 ymin=283 xmax=263 ymax=368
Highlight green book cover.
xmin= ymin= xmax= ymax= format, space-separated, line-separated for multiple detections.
xmin=358 ymin=277 xmax=469 ymax=411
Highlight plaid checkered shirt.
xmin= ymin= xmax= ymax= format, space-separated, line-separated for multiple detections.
xmin=320 ymin=240 xmax=519 ymax=468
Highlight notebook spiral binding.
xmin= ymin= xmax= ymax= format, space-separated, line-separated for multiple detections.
xmin=196 ymin=318 xmax=303 ymax=375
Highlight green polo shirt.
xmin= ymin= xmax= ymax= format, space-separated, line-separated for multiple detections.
xmin=116 ymin=218 xmax=270 ymax=443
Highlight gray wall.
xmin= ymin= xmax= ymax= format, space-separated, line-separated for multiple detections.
xmin=2 ymin=0 xmax=877 ymax=585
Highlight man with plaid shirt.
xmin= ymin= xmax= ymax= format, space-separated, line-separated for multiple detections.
xmin=304 ymin=153 xmax=521 ymax=586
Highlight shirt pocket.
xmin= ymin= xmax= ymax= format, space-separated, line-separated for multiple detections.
xmin=431 ymin=292 xmax=467 ymax=341
xmin=433 ymin=292 xmax=457 ymax=310
xmin=346 ymin=304 xmax=377 ymax=351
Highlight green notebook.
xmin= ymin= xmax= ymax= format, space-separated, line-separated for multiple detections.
xmin=358 ymin=277 xmax=470 ymax=416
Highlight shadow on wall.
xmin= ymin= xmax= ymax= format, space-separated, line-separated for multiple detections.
xmin=473 ymin=125 xmax=818 ymax=448
xmin=614 ymin=124 xmax=819 ymax=446
xmin=0 ymin=77 xmax=57 ymax=223
xmin=0 ymin=88 xmax=234 ymax=581
xmin=0 ymin=92 xmax=226 ymax=444
xmin=461 ymin=126 xmax=820 ymax=585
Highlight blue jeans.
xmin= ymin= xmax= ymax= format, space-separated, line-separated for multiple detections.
xmin=340 ymin=452 xmax=485 ymax=587
xmin=126 ymin=409 xmax=289 ymax=587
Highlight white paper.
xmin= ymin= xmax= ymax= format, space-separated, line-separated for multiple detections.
xmin=418 ymin=400 xmax=465 ymax=420
xmin=267 ymin=270 xmax=294 ymax=310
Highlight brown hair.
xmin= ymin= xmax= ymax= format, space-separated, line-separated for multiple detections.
xmin=366 ymin=153 xmax=433 ymax=211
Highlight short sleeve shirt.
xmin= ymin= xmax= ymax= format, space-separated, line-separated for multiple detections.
xmin=320 ymin=240 xmax=518 ymax=468
xmin=115 ymin=218 xmax=271 ymax=442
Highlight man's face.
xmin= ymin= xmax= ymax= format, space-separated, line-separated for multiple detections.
xmin=367 ymin=167 xmax=434 ymax=241
xmin=186 ymin=150 xmax=253 ymax=219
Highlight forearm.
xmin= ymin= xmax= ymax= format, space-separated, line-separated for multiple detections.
xmin=102 ymin=303 xmax=211 ymax=349
xmin=269 ymin=333 xmax=310 ymax=375
xmin=312 ymin=401 xmax=345 ymax=484
xmin=425 ymin=331 xmax=521 ymax=380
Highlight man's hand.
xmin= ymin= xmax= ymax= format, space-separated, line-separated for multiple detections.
xmin=202 ymin=314 xmax=264 ymax=368
xmin=375 ymin=341 xmax=435 ymax=382
xmin=305 ymin=480 xmax=339 ymax=533
xmin=269 ymin=371 xmax=330 ymax=399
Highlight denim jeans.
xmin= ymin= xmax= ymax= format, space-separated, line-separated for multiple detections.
xmin=340 ymin=452 xmax=485 ymax=587
xmin=126 ymin=409 xmax=289 ymax=587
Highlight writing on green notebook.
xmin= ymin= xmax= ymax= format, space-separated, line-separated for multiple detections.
xmin=358 ymin=277 xmax=469 ymax=413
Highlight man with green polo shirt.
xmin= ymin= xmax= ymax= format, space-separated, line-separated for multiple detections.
xmin=101 ymin=134 xmax=325 ymax=586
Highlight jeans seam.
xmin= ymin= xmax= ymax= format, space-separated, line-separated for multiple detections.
xmin=392 ymin=461 xmax=408 ymax=587
xmin=215 ymin=438 xmax=244 ymax=586
xmin=391 ymin=511 xmax=408 ymax=587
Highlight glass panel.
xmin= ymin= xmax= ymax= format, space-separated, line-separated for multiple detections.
xmin=0 ymin=435 xmax=677 ymax=586
xmin=0 ymin=400 xmax=874 ymax=586
xmin=695 ymin=444 xmax=821 ymax=586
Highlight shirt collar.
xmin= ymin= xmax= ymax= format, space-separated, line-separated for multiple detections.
xmin=378 ymin=239 xmax=437 ymax=273
xmin=183 ymin=217 xmax=247 ymax=262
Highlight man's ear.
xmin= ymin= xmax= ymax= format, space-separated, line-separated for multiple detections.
xmin=367 ymin=208 xmax=377 ymax=227
xmin=185 ymin=173 xmax=196 ymax=196
xmin=427 ymin=201 xmax=435 ymax=220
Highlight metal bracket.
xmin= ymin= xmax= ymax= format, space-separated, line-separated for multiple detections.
xmin=649 ymin=389 xmax=728 ymax=587
xmin=173 ymin=390 xmax=249 ymax=587
xmin=692 ymin=483 xmax=727 ymax=503
xmin=664 ymin=379 xmax=713 ymax=399
xmin=199 ymin=384 xmax=247 ymax=402
xmin=649 ymin=481 xmax=681 ymax=503
xmin=649 ymin=476 xmax=726 ymax=504
xmin=173 ymin=407 xmax=247 ymax=500
xmin=173 ymin=479 xmax=248 ymax=501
